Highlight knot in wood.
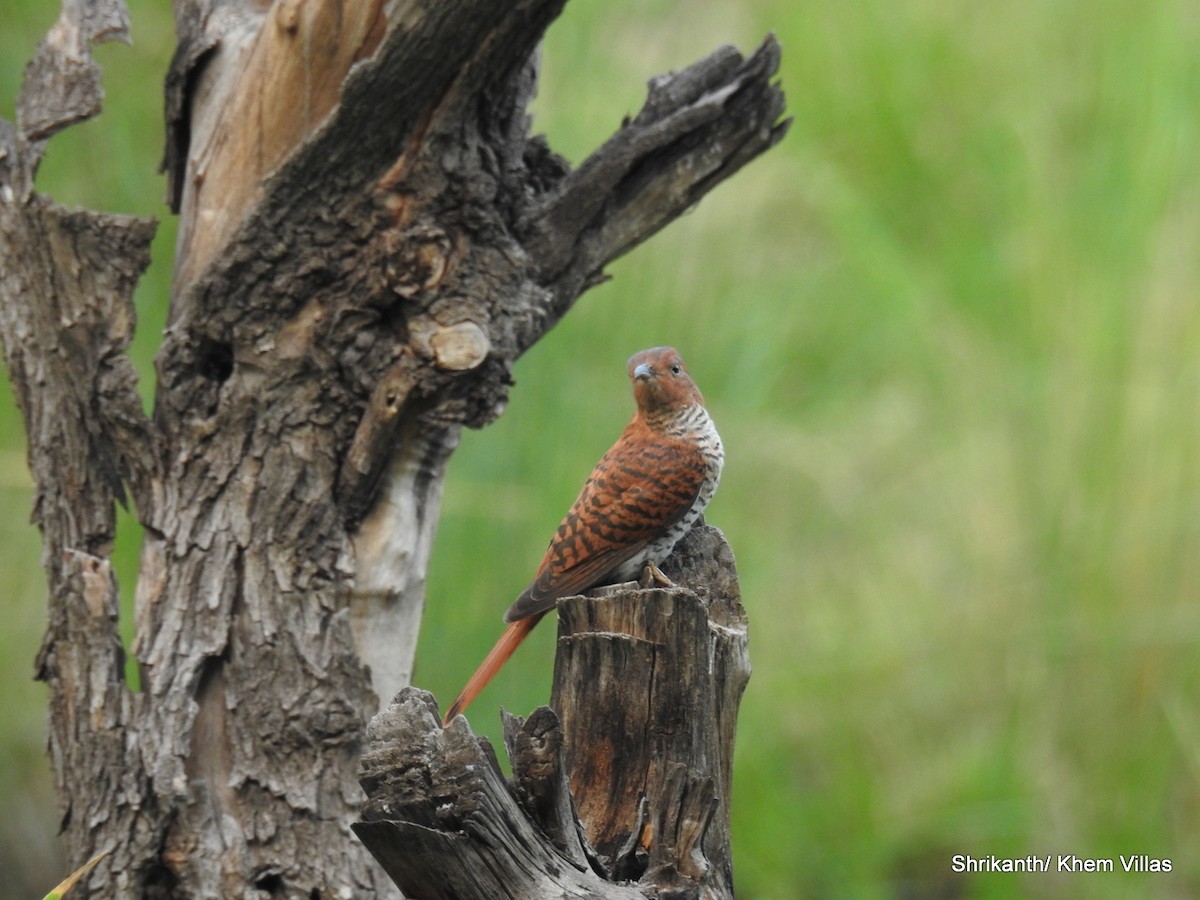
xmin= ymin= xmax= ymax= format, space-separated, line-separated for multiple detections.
xmin=273 ymin=0 xmax=303 ymax=35
xmin=385 ymin=224 xmax=451 ymax=299
xmin=430 ymin=321 xmax=489 ymax=371
xmin=64 ymin=549 xmax=114 ymax=619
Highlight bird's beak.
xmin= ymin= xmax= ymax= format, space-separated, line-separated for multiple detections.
xmin=633 ymin=363 xmax=653 ymax=381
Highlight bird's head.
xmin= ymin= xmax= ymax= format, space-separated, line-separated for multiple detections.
xmin=627 ymin=346 xmax=705 ymax=419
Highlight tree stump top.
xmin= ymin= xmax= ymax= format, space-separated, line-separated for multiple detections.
xmin=356 ymin=525 xmax=749 ymax=900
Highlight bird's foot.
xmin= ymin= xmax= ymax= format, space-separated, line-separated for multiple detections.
xmin=639 ymin=560 xmax=674 ymax=589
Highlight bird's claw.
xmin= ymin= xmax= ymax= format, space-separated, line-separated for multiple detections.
xmin=640 ymin=560 xmax=674 ymax=589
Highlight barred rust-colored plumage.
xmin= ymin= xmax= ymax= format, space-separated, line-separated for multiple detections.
xmin=444 ymin=347 xmax=723 ymax=724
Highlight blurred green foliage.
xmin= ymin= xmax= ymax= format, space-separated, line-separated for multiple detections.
xmin=3 ymin=1 xmax=1200 ymax=897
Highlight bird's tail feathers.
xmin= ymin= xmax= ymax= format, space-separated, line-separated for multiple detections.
xmin=443 ymin=614 xmax=544 ymax=725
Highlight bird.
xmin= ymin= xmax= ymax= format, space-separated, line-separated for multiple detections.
xmin=443 ymin=346 xmax=723 ymax=725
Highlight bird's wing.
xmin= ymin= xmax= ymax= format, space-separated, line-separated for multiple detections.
xmin=504 ymin=433 xmax=706 ymax=622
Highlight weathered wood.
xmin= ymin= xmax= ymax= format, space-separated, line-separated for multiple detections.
xmin=356 ymin=525 xmax=749 ymax=899
xmin=0 ymin=4 xmax=160 ymax=893
xmin=552 ymin=523 xmax=749 ymax=897
xmin=356 ymin=690 xmax=648 ymax=900
xmin=3 ymin=0 xmax=782 ymax=894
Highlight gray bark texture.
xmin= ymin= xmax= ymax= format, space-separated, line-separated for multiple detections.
xmin=355 ymin=524 xmax=749 ymax=900
xmin=0 ymin=0 xmax=785 ymax=897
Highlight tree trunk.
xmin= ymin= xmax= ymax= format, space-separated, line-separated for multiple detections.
xmin=0 ymin=0 xmax=785 ymax=896
xmin=355 ymin=524 xmax=749 ymax=899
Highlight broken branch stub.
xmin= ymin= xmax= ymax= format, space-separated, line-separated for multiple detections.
xmin=551 ymin=524 xmax=749 ymax=896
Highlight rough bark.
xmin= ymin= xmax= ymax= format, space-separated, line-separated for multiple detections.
xmin=355 ymin=525 xmax=748 ymax=900
xmin=0 ymin=1 xmax=161 ymax=895
xmin=1 ymin=0 xmax=784 ymax=896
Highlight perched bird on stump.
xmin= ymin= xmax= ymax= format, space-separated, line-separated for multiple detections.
xmin=443 ymin=346 xmax=723 ymax=724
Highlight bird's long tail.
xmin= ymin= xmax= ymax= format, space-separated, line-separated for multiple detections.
xmin=443 ymin=613 xmax=545 ymax=725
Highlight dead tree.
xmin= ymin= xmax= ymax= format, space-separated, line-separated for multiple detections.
xmin=0 ymin=0 xmax=785 ymax=896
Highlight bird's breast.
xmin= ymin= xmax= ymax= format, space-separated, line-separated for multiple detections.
xmin=614 ymin=406 xmax=723 ymax=582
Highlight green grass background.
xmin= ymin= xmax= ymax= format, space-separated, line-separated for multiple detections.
xmin=3 ymin=1 xmax=1200 ymax=897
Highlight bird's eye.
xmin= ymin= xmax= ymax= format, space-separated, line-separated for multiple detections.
xmin=671 ymin=362 xmax=682 ymax=375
